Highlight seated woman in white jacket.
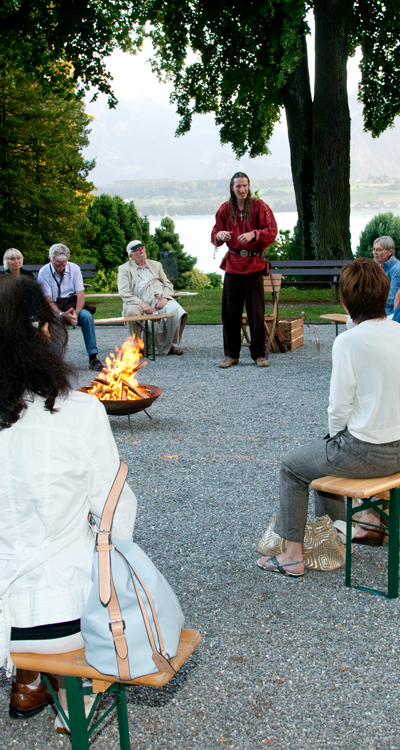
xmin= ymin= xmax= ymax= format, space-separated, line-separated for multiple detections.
xmin=257 ymin=257 xmax=400 ymax=577
xmin=0 ymin=275 xmax=137 ymax=726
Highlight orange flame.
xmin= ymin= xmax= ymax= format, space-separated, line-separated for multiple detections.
xmin=86 ymin=336 xmax=148 ymax=401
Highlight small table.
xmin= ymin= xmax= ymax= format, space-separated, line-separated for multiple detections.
xmin=320 ymin=313 xmax=349 ymax=336
xmin=95 ymin=313 xmax=174 ymax=361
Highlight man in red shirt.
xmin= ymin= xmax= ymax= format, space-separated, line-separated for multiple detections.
xmin=211 ymin=172 xmax=278 ymax=368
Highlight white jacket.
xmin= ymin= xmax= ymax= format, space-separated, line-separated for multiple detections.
xmin=0 ymin=391 xmax=137 ymax=667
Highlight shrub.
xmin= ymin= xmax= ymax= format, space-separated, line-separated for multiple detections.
xmin=206 ymin=272 xmax=223 ymax=288
xmin=179 ymin=268 xmax=211 ymax=290
xmin=356 ymin=212 xmax=400 ymax=258
xmin=87 ymin=268 xmax=118 ymax=293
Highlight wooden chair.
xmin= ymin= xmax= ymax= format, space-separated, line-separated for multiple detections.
xmin=311 ymin=474 xmax=400 ymax=598
xmin=11 ymin=628 xmax=201 ymax=750
xmin=241 ymin=273 xmax=283 ymax=359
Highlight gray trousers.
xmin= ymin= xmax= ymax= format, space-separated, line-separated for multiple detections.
xmin=275 ymin=429 xmax=400 ymax=543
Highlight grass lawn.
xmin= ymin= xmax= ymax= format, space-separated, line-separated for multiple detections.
xmin=87 ymin=286 xmax=345 ymax=324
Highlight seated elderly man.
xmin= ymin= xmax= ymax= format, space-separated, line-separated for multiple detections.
xmin=372 ymin=235 xmax=400 ymax=315
xmin=118 ymin=240 xmax=187 ymax=355
xmin=38 ymin=243 xmax=104 ymax=371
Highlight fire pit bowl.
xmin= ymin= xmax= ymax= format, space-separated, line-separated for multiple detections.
xmin=78 ymin=384 xmax=163 ymax=416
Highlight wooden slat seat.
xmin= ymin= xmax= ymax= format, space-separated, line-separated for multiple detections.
xmin=311 ymin=474 xmax=400 ymax=598
xmin=95 ymin=313 xmax=174 ymax=361
xmin=320 ymin=313 xmax=349 ymax=336
xmin=11 ymin=629 xmax=201 ymax=750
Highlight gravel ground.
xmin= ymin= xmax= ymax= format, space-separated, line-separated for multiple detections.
xmin=1 ymin=322 xmax=400 ymax=750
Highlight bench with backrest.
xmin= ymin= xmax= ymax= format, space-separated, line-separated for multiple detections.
xmin=0 ymin=264 xmax=96 ymax=283
xmin=269 ymin=260 xmax=352 ymax=303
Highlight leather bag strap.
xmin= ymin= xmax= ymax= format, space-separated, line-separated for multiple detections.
xmin=97 ymin=462 xmax=128 ymax=606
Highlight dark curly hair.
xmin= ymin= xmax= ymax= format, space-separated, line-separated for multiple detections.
xmin=228 ymin=172 xmax=253 ymax=224
xmin=0 ymin=275 xmax=73 ymax=428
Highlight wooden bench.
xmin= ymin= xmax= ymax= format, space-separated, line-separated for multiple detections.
xmin=269 ymin=260 xmax=352 ymax=303
xmin=0 ymin=264 xmax=96 ymax=283
xmin=11 ymin=628 xmax=201 ymax=750
xmin=320 ymin=313 xmax=349 ymax=336
xmin=311 ymin=474 xmax=400 ymax=598
xmin=95 ymin=313 xmax=174 ymax=361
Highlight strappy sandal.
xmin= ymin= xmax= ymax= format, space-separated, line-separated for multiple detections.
xmin=257 ymin=555 xmax=304 ymax=577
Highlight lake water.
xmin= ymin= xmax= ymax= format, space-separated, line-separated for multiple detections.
xmin=150 ymin=209 xmax=400 ymax=275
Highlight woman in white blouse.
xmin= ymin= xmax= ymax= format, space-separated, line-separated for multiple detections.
xmin=0 ymin=275 xmax=137 ymax=724
xmin=258 ymin=258 xmax=400 ymax=577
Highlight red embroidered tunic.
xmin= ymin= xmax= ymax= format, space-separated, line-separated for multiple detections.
xmin=211 ymin=198 xmax=278 ymax=274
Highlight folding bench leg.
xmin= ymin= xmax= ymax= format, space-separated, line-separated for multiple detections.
xmin=387 ymin=487 xmax=400 ymax=599
xmin=114 ymin=684 xmax=131 ymax=750
xmin=345 ymin=496 xmax=353 ymax=589
xmin=65 ymin=676 xmax=90 ymax=750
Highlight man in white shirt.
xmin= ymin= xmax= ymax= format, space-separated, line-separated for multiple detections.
xmin=38 ymin=244 xmax=104 ymax=371
xmin=117 ymin=240 xmax=187 ymax=355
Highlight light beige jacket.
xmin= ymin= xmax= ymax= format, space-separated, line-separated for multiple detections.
xmin=117 ymin=259 xmax=174 ymax=314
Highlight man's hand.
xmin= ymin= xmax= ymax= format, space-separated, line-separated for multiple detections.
xmin=238 ymin=231 xmax=256 ymax=244
xmin=139 ymin=302 xmax=153 ymax=315
xmin=216 ymin=230 xmax=232 ymax=243
xmin=394 ymin=289 xmax=400 ymax=311
xmin=62 ymin=308 xmax=78 ymax=326
xmin=155 ymin=297 xmax=168 ymax=309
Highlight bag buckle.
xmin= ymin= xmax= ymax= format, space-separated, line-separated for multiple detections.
xmin=97 ymin=530 xmax=111 ymax=545
xmin=109 ymin=618 xmax=126 ymax=632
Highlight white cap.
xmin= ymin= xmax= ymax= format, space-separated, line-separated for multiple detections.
xmin=126 ymin=240 xmax=145 ymax=256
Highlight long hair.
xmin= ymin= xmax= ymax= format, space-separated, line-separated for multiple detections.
xmin=228 ymin=172 xmax=253 ymax=224
xmin=339 ymin=257 xmax=390 ymax=324
xmin=0 ymin=276 xmax=73 ymax=429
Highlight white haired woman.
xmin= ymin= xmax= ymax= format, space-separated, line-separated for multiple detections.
xmin=2 ymin=248 xmax=34 ymax=278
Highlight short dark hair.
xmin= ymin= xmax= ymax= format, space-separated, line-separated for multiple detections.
xmin=339 ymin=257 xmax=390 ymax=324
xmin=0 ymin=275 xmax=72 ymax=429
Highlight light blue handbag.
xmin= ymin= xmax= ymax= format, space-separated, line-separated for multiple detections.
xmin=81 ymin=462 xmax=184 ymax=680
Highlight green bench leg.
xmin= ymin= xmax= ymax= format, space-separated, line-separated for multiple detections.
xmin=115 ymin=684 xmax=131 ymax=750
xmin=65 ymin=676 xmax=90 ymax=750
xmin=63 ymin=678 xmax=132 ymax=750
xmin=141 ymin=320 xmax=156 ymax=361
xmin=345 ymin=496 xmax=352 ymax=588
xmin=345 ymin=491 xmax=400 ymax=598
xmin=387 ymin=487 xmax=400 ymax=599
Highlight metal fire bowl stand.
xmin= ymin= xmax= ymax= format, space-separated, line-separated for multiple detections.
xmin=78 ymin=384 xmax=163 ymax=430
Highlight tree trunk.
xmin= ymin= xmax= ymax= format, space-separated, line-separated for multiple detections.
xmin=312 ymin=0 xmax=353 ymax=259
xmin=283 ymin=34 xmax=314 ymax=260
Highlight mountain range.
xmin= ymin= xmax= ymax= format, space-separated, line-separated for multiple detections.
xmin=84 ymin=91 xmax=400 ymax=188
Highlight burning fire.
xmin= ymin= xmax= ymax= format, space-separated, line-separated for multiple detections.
xmin=86 ymin=336 xmax=149 ymax=401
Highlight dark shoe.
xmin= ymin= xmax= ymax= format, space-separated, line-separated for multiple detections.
xmin=9 ymin=674 xmax=58 ymax=719
xmin=219 ymin=356 xmax=239 ymax=369
xmin=89 ymin=357 xmax=105 ymax=372
xmin=168 ymin=346 xmax=183 ymax=355
xmin=352 ymin=524 xmax=385 ymax=546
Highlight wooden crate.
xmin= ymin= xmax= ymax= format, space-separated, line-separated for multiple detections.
xmin=278 ymin=317 xmax=304 ymax=351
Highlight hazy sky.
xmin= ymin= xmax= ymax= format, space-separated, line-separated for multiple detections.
xmin=88 ymin=32 xmax=362 ymax=122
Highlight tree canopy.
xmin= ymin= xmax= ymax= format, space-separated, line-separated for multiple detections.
xmin=356 ymin=212 xmax=400 ymax=258
xmin=0 ymin=1 xmax=144 ymax=105
xmin=0 ymin=62 xmax=95 ymax=261
xmin=133 ymin=0 xmax=400 ymax=260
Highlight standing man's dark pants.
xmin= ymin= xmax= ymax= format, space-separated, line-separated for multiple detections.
xmin=222 ymin=271 xmax=265 ymax=361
